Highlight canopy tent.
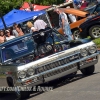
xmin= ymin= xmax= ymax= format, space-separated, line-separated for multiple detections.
xmin=0 ymin=9 xmax=46 ymax=29
xmin=20 ymin=2 xmax=50 ymax=11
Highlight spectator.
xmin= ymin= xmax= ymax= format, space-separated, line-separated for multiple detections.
xmin=80 ymin=0 xmax=88 ymax=10
xmin=66 ymin=6 xmax=77 ymax=23
xmin=5 ymin=30 xmax=15 ymax=41
xmin=26 ymin=21 xmax=36 ymax=33
xmin=0 ymin=30 xmax=6 ymax=43
xmin=54 ymin=8 xmax=73 ymax=41
xmin=13 ymin=23 xmax=24 ymax=37
xmin=13 ymin=23 xmax=19 ymax=37
xmin=74 ymin=0 xmax=81 ymax=8
xmin=33 ymin=16 xmax=47 ymax=31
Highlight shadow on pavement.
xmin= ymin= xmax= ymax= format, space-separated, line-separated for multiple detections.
xmin=0 ymin=72 xmax=100 ymax=100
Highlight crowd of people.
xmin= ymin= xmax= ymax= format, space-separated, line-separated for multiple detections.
xmin=0 ymin=6 xmax=77 ymax=44
xmin=0 ymin=3 xmax=81 ymax=44
xmin=0 ymin=23 xmax=24 ymax=44
xmin=73 ymin=0 xmax=100 ymax=10
xmin=0 ymin=16 xmax=48 ymax=44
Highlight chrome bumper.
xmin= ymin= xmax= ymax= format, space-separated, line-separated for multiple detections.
xmin=15 ymin=52 xmax=99 ymax=87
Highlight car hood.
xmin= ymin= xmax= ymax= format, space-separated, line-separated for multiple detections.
xmin=59 ymin=8 xmax=89 ymax=17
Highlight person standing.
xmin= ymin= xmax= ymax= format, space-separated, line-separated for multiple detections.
xmin=33 ymin=16 xmax=47 ymax=31
xmin=5 ymin=30 xmax=15 ymax=41
xmin=26 ymin=21 xmax=36 ymax=33
xmin=0 ymin=30 xmax=6 ymax=43
xmin=13 ymin=23 xmax=24 ymax=37
xmin=66 ymin=6 xmax=77 ymax=23
xmin=12 ymin=23 xmax=19 ymax=37
xmin=55 ymin=8 xmax=73 ymax=41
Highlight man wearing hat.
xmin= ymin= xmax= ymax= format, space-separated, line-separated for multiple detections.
xmin=33 ymin=16 xmax=47 ymax=31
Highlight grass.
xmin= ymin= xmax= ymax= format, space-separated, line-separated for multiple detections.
xmin=0 ymin=75 xmax=6 ymax=78
xmin=86 ymin=36 xmax=100 ymax=48
xmin=93 ymin=38 xmax=100 ymax=48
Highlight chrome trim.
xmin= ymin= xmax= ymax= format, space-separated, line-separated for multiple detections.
xmin=44 ymin=67 xmax=77 ymax=82
xmin=80 ymin=60 xmax=98 ymax=69
xmin=17 ymin=52 xmax=99 ymax=84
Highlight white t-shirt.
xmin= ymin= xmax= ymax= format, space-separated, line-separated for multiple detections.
xmin=6 ymin=36 xmax=15 ymax=41
xmin=34 ymin=19 xmax=47 ymax=31
xmin=68 ymin=14 xmax=76 ymax=23
xmin=59 ymin=12 xmax=69 ymax=27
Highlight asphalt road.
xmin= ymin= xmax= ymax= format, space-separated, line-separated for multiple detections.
xmin=0 ymin=57 xmax=100 ymax=100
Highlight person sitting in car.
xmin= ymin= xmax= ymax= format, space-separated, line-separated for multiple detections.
xmin=5 ymin=30 xmax=15 ymax=41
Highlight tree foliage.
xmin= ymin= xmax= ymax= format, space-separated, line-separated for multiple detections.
xmin=35 ymin=0 xmax=63 ymax=5
xmin=0 ymin=0 xmax=63 ymax=15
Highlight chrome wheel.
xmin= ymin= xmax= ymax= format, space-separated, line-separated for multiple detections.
xmin=73 ymin=29 xmax=80 ymax=40
xmin=91 ymin=27 xmax=100 ymax=38
xmin=89 ymin=25 xmax=100 ymax=39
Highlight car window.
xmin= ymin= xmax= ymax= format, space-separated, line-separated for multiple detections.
xmin=1 ymin=38 xmax=35 ymax=62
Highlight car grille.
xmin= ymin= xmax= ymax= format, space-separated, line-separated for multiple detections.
xmin=43 ymin=64 xmax=77 ymax=78
xmin=37 ymin=53 xmax=79 ymax=74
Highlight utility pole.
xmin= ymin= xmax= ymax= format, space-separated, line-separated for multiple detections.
xmin=33 ymin=0 xmax=36 ymax=11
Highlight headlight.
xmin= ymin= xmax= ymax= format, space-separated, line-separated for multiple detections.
xmin=18 ymin=71 xmax=26 ymax=79
xmin=27 ymin=68 xmax=35 ymax=76
xmin=89 ymin=46 xmax=96 ymax=54
xmin=80 ymin=49 xmax=88 ymax=57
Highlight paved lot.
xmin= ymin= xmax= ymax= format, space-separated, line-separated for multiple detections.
xmin=0 ymin=57 xmax=100 ymax=100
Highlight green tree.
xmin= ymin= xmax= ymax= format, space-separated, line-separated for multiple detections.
xmin=0 ymin=0 xmax=64 ymax=15
xmin=0 ymin=0 xmax=24 ymax=15
xmin=35 ymin=0 xmax=63 ymax=5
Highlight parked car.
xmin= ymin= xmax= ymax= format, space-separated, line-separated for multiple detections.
xmin=78 ymin=3 xmax=100 ymax=39
xmin=79 ymin=12 xmax=100 ymax=39
xmin=0 ymin=27 xmax=99 ymax=99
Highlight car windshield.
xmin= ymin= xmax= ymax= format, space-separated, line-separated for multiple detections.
xmin=1 ymin=39 xmax=35 ymax=62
